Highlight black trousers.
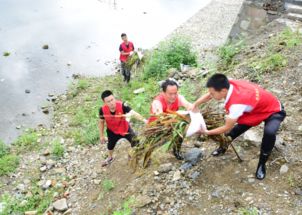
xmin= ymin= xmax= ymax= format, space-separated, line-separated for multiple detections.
xmin=226 ymin=108 xmax=286 ymax=154
xmin=121 ymin=61 xmax=131 ymax=83
xmin=107 ymin=127 xmax=138 ymax=150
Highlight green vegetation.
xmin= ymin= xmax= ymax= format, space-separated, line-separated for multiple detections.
xmin=0 ymin=184 xmax=56 ymax=214
xmin=217 ymin=39 xmax=245 ymax=70
xmin=0 ymin=140 xmax=9 ymax=157
xmin=0 ymin=155 xmax=19 ymax=176
xmin=0 ymin=140 xmax=19 ymax=176
xmin=13 ymin=129 xmax=39 ymax=152
xmin=271 ymin=27 xmax=302 ymax=48
xmin=3 ymin=52 xmax=10 ymax=57
xmin=68 ymin=79 xmax=90 ymax=98
xmin=143 ymin=35 xmax=198 ymax=79
xmin=238 ymin=207 xmax=259 ymax=215
xmin=112 ymin=197 xmax=135 ymax=215
xmin=249 ymin=53 xmax=287 ymax=74
xmin=51 ymin=139 xmax=65 ymax=158
xmin=102 ymin=179 xmax=115 ymax=192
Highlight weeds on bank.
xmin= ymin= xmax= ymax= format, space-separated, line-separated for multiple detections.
xmin=51 ymin=139 xmax=65 ymax=158
xmin=102 ymin=179 xmax=115 ymax=192
xmin=13 ymin=129 xmax=39 ymax=152
xmin=0 ymin=183 xmax=58 ymax=214
xmin=238 ymin=207 xmax=259 ymax=215
xmin=143 ymin=35 xmax=198 ymax=80
xmin=217 ymin=39 xmax=245 ymax=70
xmin=0 ymin=140 xmax=19 ymax=176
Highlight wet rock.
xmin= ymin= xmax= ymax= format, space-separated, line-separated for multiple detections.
xmin=53 ymin=198 xmax=68 ymax=212
xmin=280 ymin=164 xmax=289 ymax=175
xmin=179 ymin=162 xmax=193 ymax=171
xmin=184 ymin=148 xmax=203 ymax=165
xmin=158 ymin=163 xmax=173 ymax=173
xmin=25 ymin=89 xmax=31 ymax=94
xmin=42 ymin=44 xmax=49 ymax=49
xmin=41 ymin=106 xmax=49 ymax=114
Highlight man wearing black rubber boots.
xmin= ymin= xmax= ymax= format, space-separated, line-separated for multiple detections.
xmin=192 ymin=74 xmax=286 ymax=180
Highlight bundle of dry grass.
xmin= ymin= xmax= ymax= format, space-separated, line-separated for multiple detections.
xmin=129 ymin=103 xmax=232 ymax=170
xmin=129 ymin=111 xmax=189 ymax=169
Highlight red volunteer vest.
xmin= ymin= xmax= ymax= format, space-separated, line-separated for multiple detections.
xmin=102 ymin=101 xmax=129 ymax=136
xmin=119 ymin=42 xmax=134 ymax=62
xmin=225 ymin=80 xmax=281 ymax=126
xmin=149 ymin=93 xmax=179 ymax=123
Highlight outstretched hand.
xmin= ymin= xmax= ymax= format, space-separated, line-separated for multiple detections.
xmin=100 ymin=136 xmax=107 ymax=144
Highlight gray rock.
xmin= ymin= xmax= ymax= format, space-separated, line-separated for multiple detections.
xmin=243 ymin=130 xmax=261 ymax=146
xmin=294 ymin=188 xmax=302 ymax=196
xmin=53 ymin=198 xmax=68 ymax=212
xmin=16 ymin=184 xmax=26 ymax=192
xmin=179 ymin=162 xmax=193 ymax=171
xmin=189 ymin=171 xmax=201 ymax=180
xmin=135 ymin=195 xmax=152 ymax=208
xmin=25 ymin=89 xmax=31 ymax=94
xmin=158 ymin=163 xmax=173 ymax=173
xmin=280 ymin=164 xmax=289 ymax=175
xmin=184 ymin=148 xmax=203 ymax=165
xmin=172 ymin=170 xmax=181 ymax=181
xmin=42 ymin=180 xmax=52 ymax=190
xmin=40 ymin=165 xmax=47 ymax=172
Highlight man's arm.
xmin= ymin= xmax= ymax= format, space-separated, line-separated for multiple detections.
xmin=127 ymin=110 xmax=148 ymax=124
xmin=178 ymin=95 xmax=193 ymax=110
xmin=151 ymin=100 xmax=163 ymax=115
xmin=204 ymin=117 xmax=237 ymax=135
xmin=193 ymin=92 xmax=212 ymax=108
xmin=98 ymin=119 xmax=106 ymax=144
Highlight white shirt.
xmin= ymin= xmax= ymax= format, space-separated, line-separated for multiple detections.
xmin=224 ymin=84 xmax=253 ymax=119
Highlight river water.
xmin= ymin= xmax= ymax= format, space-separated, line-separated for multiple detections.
xmin=0 ymin=0 xmax=211 ymax=143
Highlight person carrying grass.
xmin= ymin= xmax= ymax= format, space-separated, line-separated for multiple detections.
xmin=191 ymin=73 xmax=286 ymax=180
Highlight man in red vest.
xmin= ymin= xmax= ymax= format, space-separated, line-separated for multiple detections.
xmin=99 ymin=90 xmax=147 ymax=167
xmin=119 ymin=33 xmax=134 ymax=83
xmin=192 ymin=74 xmax=286 ymax=180
xmin=150 ymin=79 xmax=193 ymax=160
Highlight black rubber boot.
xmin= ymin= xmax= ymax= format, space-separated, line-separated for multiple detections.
xmin=211 ymin=146 xmax=227 ymax=156
xmin=173 ymin=147 xmax=184 ymax=160
xmin=256 ymin=151 xmax=270 ymax=180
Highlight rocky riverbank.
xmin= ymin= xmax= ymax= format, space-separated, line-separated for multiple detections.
xmin=1 ymin=1 xmax=302 ymax=215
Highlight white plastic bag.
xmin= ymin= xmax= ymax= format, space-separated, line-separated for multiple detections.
xmin=186 ymin=111 xmax=207 ymax=137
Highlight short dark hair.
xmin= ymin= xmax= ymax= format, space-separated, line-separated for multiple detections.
xmin=101 ymin=90 xmax=113 ymax=100
xmin=161 ymin=79 xmax=179 ymax=92
xmin=121 ymin=33 xmax=127 ymax=37
xmin=206 ymin=73 xmax=230 ymax=91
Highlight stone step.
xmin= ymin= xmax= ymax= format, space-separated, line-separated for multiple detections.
xmin=287 ymin=12 xmax=302 ymax=21
xmin=285 ymin=3 xmax=302 ymax=14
